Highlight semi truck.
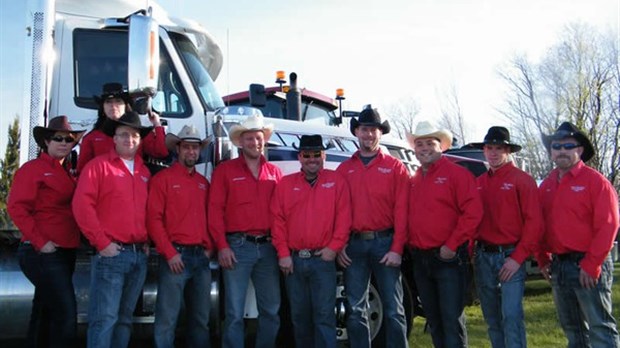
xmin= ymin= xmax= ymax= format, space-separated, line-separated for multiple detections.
xmin=1 ymin=0 xmax=488 ymax=346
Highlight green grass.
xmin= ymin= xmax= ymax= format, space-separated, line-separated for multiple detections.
xmin=409 ymin=263 xmax=620 ymax=347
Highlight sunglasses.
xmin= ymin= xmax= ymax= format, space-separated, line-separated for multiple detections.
xmin=50 ymin=136 xmax=76 ymax=143
xmin=551 ymin=143 xmax=581 ymax=150
xmin=301 ymin=151 xmax=322 ymax=159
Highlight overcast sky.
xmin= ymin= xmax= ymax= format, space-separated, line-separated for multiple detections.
xmin=1 ymin=0 xmax=618 ymax=157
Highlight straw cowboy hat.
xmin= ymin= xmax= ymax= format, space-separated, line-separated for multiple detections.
xmin=468 ymin=126 xmax=522 ymax=153
xmin=406 ymin=121 xmax=453 ymax=152
xmin=165 ymin=125 xmax=209 ymax=153
xmin=541 ymin=121 xmax=594 ymax=162
xmin=93 ymin=82 xmax=131 ymax=104
xmin=103 ymin=111 xmax=153 ymax=138
xmin=33 ymin=115 xmax=85 ymax=149
xmin=350 ymin=107 xmax=391 ymax=136
xmin=228 ymin=115 xmax=274 ymax=148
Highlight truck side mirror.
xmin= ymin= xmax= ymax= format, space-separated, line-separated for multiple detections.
xmin=127 ymin=12 xmax=159 ymax=97
xmin=249 ymin=84 xmax=266 ymax=107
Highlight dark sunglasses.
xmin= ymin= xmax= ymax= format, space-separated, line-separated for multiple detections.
xmin=551 ymin=143 xmax=581 ymax=150
xmin=50 ymin=136 xmax=76 ymax=143
xmin=301 ymin=151 xmax=322 ymax=159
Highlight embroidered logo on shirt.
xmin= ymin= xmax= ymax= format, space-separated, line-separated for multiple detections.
xmin=571 ymin=185 xmax=585 ymax=192
xmin=378 ymin=167 xmax=392 ymax=174
xmin=173 ymin=184 xmax=181 ymax=189
xmin=321 ymin=182 xmax=335 ymax=188
xmin=501 ymin=183 xmax=514 ymax=190
xmin=198 ymin=183 xmax=207 ymax=190
xmin=434 ymin=177 xmax=447 ymax=184
xmin=43 ymin=172 xmax=54 ymax=176
xmin=232 ymin=176 xmax=246 ymax=182
xmin=347 ymin=169 xmax=355 ymax=174
xmin=267 ymin=174 xmax=278 ymax=180
xmin=141 ymin=176 xmax=149 ymax=183
xmin=293 ymin=187 xmax=301 ymax=191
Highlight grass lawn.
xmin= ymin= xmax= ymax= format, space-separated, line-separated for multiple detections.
xmin=409 ymin=262 xmax=620 ymax=347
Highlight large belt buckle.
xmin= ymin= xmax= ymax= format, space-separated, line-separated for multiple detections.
xmin=299 ymin=249 xmax=312 ymax=259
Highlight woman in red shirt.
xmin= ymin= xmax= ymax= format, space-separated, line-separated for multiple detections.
xmin=76 ymin=82 xmax=168 ymax=174
xmin=7 ymin=115 xmax=85 ymax=347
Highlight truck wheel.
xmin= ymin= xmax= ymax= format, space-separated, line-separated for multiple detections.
xmin=369 ymin=276 xmax=414 ymax=347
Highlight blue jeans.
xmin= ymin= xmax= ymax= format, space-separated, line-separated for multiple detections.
xmin=285 ymin=255 xmax=337 ymax=348
xmin=18 ymin=244 xmax=77 ymax=348
xmin=474 ymin=247 xmax=526 ymax=348
xmin=551 ymin=254 xmax=619 ymax=348
xmin=154 ymin=247 xmax=211 ymax=348
xmin=222 ymin=235 xmax=280 ymax=348
xmin=412 ymin=245 xmax=469 ymax=348
xmin=344 ymin=236 xmax=408 ymax=348
xmin=87 ymin=248 xmax=147 ymax=348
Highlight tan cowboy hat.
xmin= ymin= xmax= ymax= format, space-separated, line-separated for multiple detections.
xmin=165 ymin=125 xmax=209 ymax=153
xmin=406 ymin=121 xmax=453 ymax=152
xmin=229 ymin=115 xmax=274 ymax=148
xmin=33 ymin=115 xmax=85 ymax=149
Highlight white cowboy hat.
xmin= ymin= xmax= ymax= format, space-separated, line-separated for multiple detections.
xmin=229 ymin=115 xmax=274 ymax=148
xmin=165 ymin=125 xmax=209 ymax=153
xmin=406 ymin=121 xmax=453 ymax=152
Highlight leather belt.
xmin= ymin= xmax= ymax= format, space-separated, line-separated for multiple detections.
xmin=351 ymin=228 xmax=394 ymax=240
xmin=478 ymin=241 xmax=516 ymax=253
xmin=291 ymin=249 xmax=321 ymax=259
xmin=411 ymin=247 xmax=441 ymax=257
xmin=227 ymin=233 xmax=271 ymax=244
xmin=554 ymin=252 xmax=585 ymax=262
xmin=114 ymin=241 xmax=146 ymax=252
xmin=173 ymin=243 xmax=204 ymax=252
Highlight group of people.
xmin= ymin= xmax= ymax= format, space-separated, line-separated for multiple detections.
xmin=6 ymin=80 xmax=619 ymax=348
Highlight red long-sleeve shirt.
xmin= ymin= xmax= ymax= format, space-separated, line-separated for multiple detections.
xmin=336 ymin=150 xmax=409 ymax=254
xmin=72 ymin=150 xmax=151 ymax=251
xmin=536 ymin=161 xmax=619 ymax=279
xmin=271 ymin=169 xmax=352 ymax=258
xmin=76 ymin=127 xmax=168 ymax=174
xmin=147 ymin=162 xmax=212 ymax=260
xmin=7 ymin=153 xmax=81 ymax=250
xmin=476 ymin=162 xmax=543 ymax=264
xmin=208 ymin=156 xmax=282 ymax=250
xmin=408 ymin=156 xmax=483 ymax=251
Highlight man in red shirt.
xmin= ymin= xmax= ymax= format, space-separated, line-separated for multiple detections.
xmin=208 ymin=111 xmax=283 ymax=348
xmin=407 ymin=121 xmax=483 ymax=348
xmin=147 ymin=125 xmax=212 ymax=347
xmin=336 ymin=107 xmax=410 ymax=348
xmin=536 ymin=122 xmax=619 ymax=347
xmin=73 ymin=111 xmax=152 ymax=348
xmin=271 ymin=134 xmax=351 ymax=348
xmin=468 ymin=126 xmax=542 ymax=348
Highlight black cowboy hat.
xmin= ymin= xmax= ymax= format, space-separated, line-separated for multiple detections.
xmin=33 ymin=115 xmax=85 ymax=149
xmin=103 ymin=111 xmax=153 ymax=138
xmin=93 ymin=82 xmax=130 ymax=104
xmin=350 ymin=107 xmax=391 ymax=136
xmin=293 ymin=134 xmax=328 ymax=151
xmin=541 ymin=121 xmax=594 ymax=162
xmin=468 ymin=126 xmax=522 ymax=153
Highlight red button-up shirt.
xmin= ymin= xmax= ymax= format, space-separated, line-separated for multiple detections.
xmin=536 ymin=161 xmax=619 ymax=279
xmin=476 ymin=162 xmax=543 ymax=264
xmin=8 ymin=152 xmax=81 ymax=250
xmin=208 ymin=156 xmax=282 ymax=250
xmin=76 ymin=127 xmax=168 ymax=174
xmin=408 ymin=156 xmax=483 ymax=251
xmin=147 ymin=162 xmax=211 ymax=260
xmin=72 ymin=150 xmax=151 ymax=251
xmin=336 ymin=149 xmax=409 ymax=254
xmin=271 ymin=169 xmax=352 ymax=258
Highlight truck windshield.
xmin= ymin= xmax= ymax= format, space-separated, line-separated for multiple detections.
xmin=169 ymin=32 xmax=224 ymax=112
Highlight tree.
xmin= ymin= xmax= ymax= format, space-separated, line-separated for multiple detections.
xmin=0 ymin=116 xmax=20 ymax=229
xmin=498 ymin=22 xmax=619 ymax=187
xmin=384 ymin=97 xmax=421 ymax=140
xmin=437 ymin=81 xmax=471 ymax=147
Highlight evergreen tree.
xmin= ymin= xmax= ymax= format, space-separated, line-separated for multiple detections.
xmin=0 ymin=116 xmax=20 ymax=229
